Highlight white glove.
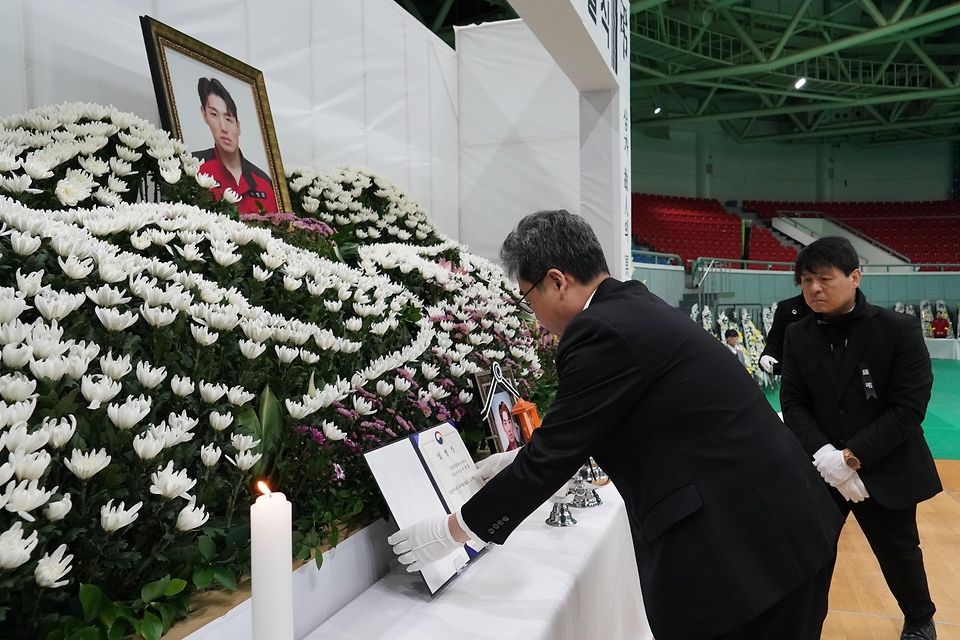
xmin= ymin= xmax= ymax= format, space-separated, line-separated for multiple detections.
xmin=813 ymin=444 xmax=855 ymax=488
xmin=759 ymin=355 xmax=778 ymax=374
xmin=836 ymin=472 xmax=869 ymax=503
xmin=475 ymin=447 xmax=521 ymax=483
xmin=388 ymin=514 xmax=462 ymax=572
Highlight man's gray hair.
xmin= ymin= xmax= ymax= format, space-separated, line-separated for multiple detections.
xmin=499 ymin=210 xmax=610 ymax=286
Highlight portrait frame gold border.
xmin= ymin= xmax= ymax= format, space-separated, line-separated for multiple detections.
xmin=140 ymin=15 xmax=292 ymax=213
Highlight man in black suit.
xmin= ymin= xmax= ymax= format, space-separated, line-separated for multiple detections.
xmin=389 ymin=210 xmax=843 ymax=640
xmin=780 ymin=236 xmax=942 ymax=640
xmin=759 ymin=293 xmax=811 ymax=375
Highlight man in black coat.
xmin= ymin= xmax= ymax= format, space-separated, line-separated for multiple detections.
xmin=781 ymin=236 xmax=942 ymax=640
xmin=759 ymin=293 xmax=811 ymax=375
xmin=389 ymin=210 xmax=843 ymax=640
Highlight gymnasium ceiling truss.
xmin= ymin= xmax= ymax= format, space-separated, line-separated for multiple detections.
xmin=629 ymin=0 xmax=960 ymax=145
xmin=396 ymin=0 xmax=960 ymax=146
xmin=393 ymin=0 xmax=518 ymax=47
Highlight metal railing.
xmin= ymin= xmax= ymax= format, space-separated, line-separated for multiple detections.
xmin=774 ymin=211 xmax=911 ymax=263
xmin=631 ymin=249 xmax=683 ymax=266
xmin=692 ymin=257 xmax=795 ymax=282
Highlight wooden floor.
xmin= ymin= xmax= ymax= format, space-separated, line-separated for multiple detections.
xmin=823 ymin=460 xmax=960 ymax=640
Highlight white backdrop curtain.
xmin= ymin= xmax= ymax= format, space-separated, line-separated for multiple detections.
xmin=456 ymin=20 xmax=581 ymax=264
xmin=0 ymin=0 xmax=459 ymax=239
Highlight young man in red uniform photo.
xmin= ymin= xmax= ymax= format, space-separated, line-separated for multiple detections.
xmin=194 ymin=77 xmax=279 ymax=214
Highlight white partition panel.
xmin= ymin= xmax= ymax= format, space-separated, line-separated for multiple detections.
xmin=457 ymin=20 xmax=580 ymax=263
xmin=0 ymin=0 xmax=459 ymax=239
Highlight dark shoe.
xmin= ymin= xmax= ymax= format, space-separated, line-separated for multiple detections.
xmin=901 ymin=620 xmax=936 ymax=640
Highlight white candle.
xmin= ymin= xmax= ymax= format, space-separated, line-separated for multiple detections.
xmin=250 ymin=482 xmax=294 ymax=640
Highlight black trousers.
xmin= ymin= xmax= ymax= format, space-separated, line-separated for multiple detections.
xmin=714 ymin=559 xmax=834 ymax=640
xmin=830 ymin=489 xmax=936 ymax=625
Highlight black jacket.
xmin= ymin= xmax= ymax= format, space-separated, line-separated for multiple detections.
xmin=461 ymin=278 xmax=842 ymax=640
xmin=760 ymin=293 xmax=811 ymax=374
xmin=780 ymin=294 xmax=941 ymax=510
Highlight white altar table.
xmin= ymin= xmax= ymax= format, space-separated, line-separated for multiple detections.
xmin=304 ymin=484 xmax=652 ymax=640
xmin=925 ymin=338 xmax=960 ymax=360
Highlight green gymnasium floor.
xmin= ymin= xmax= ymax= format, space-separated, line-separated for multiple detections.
xmin=764 ymin=360 xmax=960 ymax=460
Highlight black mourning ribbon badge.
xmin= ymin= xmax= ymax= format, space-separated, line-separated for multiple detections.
xmin=859 ymin=361 xmax=877 ymax=400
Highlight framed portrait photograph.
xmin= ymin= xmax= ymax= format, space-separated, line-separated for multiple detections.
xmin=474 ymin=368 xmax=525 ymax=453
xmin=140 ymin=16 xmax=292 ymax=213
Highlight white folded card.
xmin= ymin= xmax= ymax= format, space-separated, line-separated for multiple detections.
xmin=364 ymin=421 xmax=487 ymax=593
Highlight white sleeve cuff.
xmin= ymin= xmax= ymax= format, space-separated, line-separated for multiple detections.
xmin=455 ymin=509 xmax=484 ymax=544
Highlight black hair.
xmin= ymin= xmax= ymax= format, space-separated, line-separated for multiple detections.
xmin=724 ymin=328 xmax=739 ymax=339
xmin=499 ymin=209 xmax=610 ymax=287
xmin=198 ymin=77 xmax=238 ymax=119
xmin=794 ymin=236 xmax=860 ymax=285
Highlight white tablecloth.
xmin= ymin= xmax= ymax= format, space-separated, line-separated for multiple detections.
xmin=303 ymin=485 xmax=652 ymax=640
xmin=925 ymin=338 xmax=960 ymax=360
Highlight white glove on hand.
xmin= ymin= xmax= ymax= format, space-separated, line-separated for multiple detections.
xmin=836 ymin=472 xmax=869 ymax=503
xmin=475 ymin=447 xmax=521 ymax=483
xmin=388 ymin=514 xmax=462 ymax=573
xmin=759 ymin=355 xmax=778 ymax=374
xmin=813 ymin=445 xmax=855 ymax=488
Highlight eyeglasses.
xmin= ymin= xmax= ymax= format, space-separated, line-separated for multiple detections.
xmin=517 ymin=274 xmax=546 ymax=315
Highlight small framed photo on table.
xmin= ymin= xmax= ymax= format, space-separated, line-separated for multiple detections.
xmin=140 ymin=16 xmax=292 ymax=213
xmin=475 ymin=366 xmax=526 ymax=453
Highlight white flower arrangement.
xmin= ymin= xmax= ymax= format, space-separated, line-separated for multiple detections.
xmin=0 ymin=102 xmax=548 ymax=638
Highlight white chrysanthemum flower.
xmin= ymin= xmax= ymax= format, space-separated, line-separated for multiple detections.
xmin=321 ymin=420 xmax=346 ymax=441
xmin=10 ymin=231 xmax=42 ymax=256
xmin=231 ymin=434 xmax=260 ymax=452
xmin=3 ymin=478 xmax=56 ymax=522
xmin=64 ymin=448 xmax=111 ymax=481
xmin=34 ymin=543 xmax=74 ymax=588
xmin=44 ymin=494 xmax=72 ymax=522
xmin=353 ymin=395 xmax=376 ymax=416
xmin=209 ymin=411 xmax=233 ymax=432
xmin=140 ymin=303 xmax=178 ymax=328
xmin=42 ymin=415 xmax=76 ymax=449
xmin=198 ymin=381 xmax=227 ymax=404
xmin=176 ymin=497 xmax=209 ymax=531
xmin=95 ymin=307 xmax=137 ymax=332
xmin=99 ymin=351 xmax=132 ymax=380
xmin=394 ymin=376 xmax=412 ymax=393
xmin=274 ymin=345 xmax=299 ymax=363
xmin=170 ymin=374 xmax=194 ymax=397
xmin=239 ymin=339 xmax=267 ymax=359
xmin=226 ymin=450 xmax=262 ymax=472
xmin=195 ymin=172 xmax=218 ymax=189
xmin=191 ymin=323 xmax=219 ymax=347
xmin=15 ymin=268 xmax=45 ymax=297
xmin=226 ymin=386 xmax=254 ymax=406
xmin=0 ymin=522 xmax=39 ymax=569
xmin=80 ymin=374 xmax=121 ymax=410
xmin=149 ymin=461 xmax=196 ymax=500
xmin=221 ymin=188 xmax=241 ymax=205
xmin=85 ymin=285 xmax=130 ymax=307
xmin=136 ymin=361 xmax=167 ymax=389
xmin=9 ymin=449 xmax=50 ymax=482
xmin=200 ymin=444 xmax=222 ymax=467
xmin=0 ymin=372 xmax=36 ymax=403
xmin=132 ymin=431 xmax=164 ymax=461
xmin=100 ymin=499 xmax=142 ymax=532
xmin=106 ymin=394 xmax=151 ymax=430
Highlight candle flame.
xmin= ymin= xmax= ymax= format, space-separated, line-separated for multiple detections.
xmin=257 ymin=480 xmax=271 ymax=496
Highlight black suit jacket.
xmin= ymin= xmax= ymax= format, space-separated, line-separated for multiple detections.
xmin=461 ymin=279 xmax=842 ymax=640
xmin=780 ymin=296 xmax=941 ymax=510
xmin=760 ymin=293 xmax=811 ymax=374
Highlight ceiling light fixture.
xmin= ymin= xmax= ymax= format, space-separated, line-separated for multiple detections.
xmin=794 ymin=77 xmax=807 ymax=89
xmin=654 ymin=107 xmax=662 ymax=114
